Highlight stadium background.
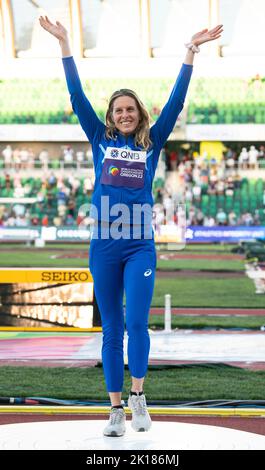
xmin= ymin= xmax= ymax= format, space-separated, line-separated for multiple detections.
xmin=0 ymin=0 xmax=265 ymax=447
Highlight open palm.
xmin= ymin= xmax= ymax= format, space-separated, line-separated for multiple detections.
xmin=39 ymin=16 xmax=68 ymax=41
xmin=191 ymin=24 xmax=223 ymax=46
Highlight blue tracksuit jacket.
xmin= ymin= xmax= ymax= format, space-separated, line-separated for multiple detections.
xmin=62 ymin=57 xmax=193 ymax=226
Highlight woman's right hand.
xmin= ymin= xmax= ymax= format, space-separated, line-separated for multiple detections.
xmin=39 ymin=16 xmax=68 ymax=42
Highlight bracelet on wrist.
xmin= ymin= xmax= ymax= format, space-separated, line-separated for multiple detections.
xmin=184 ymin=42 xmax=200 ymax=53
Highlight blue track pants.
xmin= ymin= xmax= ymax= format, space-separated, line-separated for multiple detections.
xmin=89 ymin=233 xmax=156 ymax=392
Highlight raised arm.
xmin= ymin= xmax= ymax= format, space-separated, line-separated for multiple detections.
xmin=150 ymin=25 xmax=223 ymax=149
xmin=39 ymin=16 xmax=105 ymax=148
xmin=184 ymin=24 xmax=223 ymax=65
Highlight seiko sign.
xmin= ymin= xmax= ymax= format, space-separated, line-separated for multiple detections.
xmin=41 ymin=271 xmax=90 ymax=282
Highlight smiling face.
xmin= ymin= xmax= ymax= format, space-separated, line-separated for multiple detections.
xmin=112 ymin=96 xmax=140 ymax=136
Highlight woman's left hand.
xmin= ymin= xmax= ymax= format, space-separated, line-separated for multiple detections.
xmin=191 ymin=24 xmax=223 ymax=47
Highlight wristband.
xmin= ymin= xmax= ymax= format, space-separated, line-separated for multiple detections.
xmin=184 ymin=42 xmax=200 ymax=53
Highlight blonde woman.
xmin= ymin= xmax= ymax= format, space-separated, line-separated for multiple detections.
xmin=39 ymin=15 xmax=223 ymax=437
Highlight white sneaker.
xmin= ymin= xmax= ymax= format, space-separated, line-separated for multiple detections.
xmin=128 ymin=393 xmax=152 ymax=432
xmin=103 ymin=407 xmax=126 ymax=437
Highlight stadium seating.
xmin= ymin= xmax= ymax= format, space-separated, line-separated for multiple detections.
xmin=192 ymin=178 xmax=265 ymax=222
xmin=0 ymin=175 xmax=165 ymax=225
xmin=187 ymin=77 xmax=265 ymax=124
xmin=1 ymin=174 xmax=264 ymax=226
xmin=1 ymin=76 xmax=265 ymax=124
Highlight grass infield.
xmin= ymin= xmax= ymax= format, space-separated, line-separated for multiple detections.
xmin=152 ymin=277 xmax=264 ymax=308
xmin=0 ymin=242 xmax=263 ymax=328
xmin=0 ymin=364 xmax=264 ymax=401
xmin=149 ymin=315 xmax=265 ymax=330
xmin=0 ymin=243 xmax=263 ymax=401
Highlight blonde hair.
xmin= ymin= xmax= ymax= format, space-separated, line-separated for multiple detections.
xmin=105 ymin=89 xmax=152 ymax=151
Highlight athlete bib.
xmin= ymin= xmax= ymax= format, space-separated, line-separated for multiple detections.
xmin=100 ymin=147 xmax=146 ymax=188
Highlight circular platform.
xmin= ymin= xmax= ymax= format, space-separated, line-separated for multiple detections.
xmin=0 ymin=420 xmax=264 ymax=450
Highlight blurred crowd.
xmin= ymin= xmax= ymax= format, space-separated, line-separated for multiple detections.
xmin=0 ymin=172 xmax=94 ymax=228
xmin=1 ymin=144 xmax=92 ymax=170
xmin=154 ymin=144 xmax=265 ymax=227
xmin=1 ymin=143 xmax=264 ymax=172
xmin=165 ymin=144 xmax=265 ymax=172
xmin=0 ymin=143 xmax=265 ymax=228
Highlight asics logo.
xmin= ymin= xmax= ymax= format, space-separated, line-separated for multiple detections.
xmin=144 ymin=269 xmax=152 ymax=277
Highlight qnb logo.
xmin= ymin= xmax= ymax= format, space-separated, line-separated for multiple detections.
xmin=120 ymin=150 xmax=140 ymax=160
xmin=111 ymin=149 xmax=119 ymax=158
xmin=108 ymin=165 xmax=119 ymax=176
xmin=144 ymin=269 xmax=152 ymax=277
